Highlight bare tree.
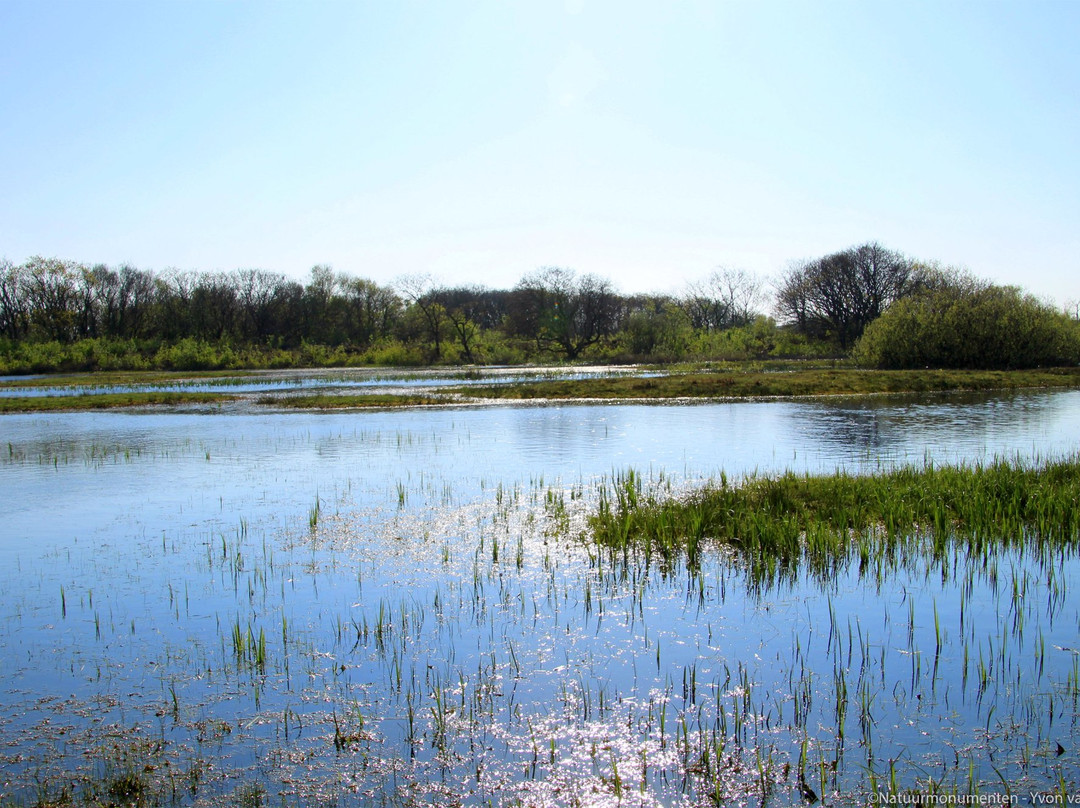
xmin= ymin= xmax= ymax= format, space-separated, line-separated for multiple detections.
xmin=22 ymin=256 xmax=82 ymax=341
xmin=433 ymin=285 xmax=491 ymax=363
xmin=397 ymin=274 xmax=448 ymax=361
xmin=340 ymin=276 xmax=401 ymax=347
xmin=234 ymin=269 xmax=292 ymax=341
xmin=189 ymin=271 xmax=239 ymax=341
xmin=682 ymin=267 xmax=764 ymax=331
xmin=0 ymin=259 xmax=29 ymax=340
xmin=509 ymin=267 xmax=619 ymax=360
xmin=153 ymin=269 xmax=198 ymax=341
xmin=114 ymin=264 xmax=156 ymax=338
xmin=775 ymin=242 xmax=916 ymax=348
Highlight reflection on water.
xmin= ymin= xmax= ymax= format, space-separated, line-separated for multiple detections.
xmin=4 ymin=390 xmax=1079 ymax=552
xmin=790 ymin=389 xmax=1080 ymax=464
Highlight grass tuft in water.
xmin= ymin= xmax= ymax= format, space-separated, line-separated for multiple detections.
xmin=591 ymin=456 xmax=1080 ymax=580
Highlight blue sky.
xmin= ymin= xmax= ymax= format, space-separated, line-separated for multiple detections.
xmin=2 ymin=0 xmax=1078 ymax=305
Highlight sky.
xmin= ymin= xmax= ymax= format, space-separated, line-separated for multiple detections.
xmin=2 ymin=0 xmax=1079 ymax=305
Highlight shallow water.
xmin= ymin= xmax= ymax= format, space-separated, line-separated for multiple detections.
xmin=0 ymin=364 xmax=660 ymax=398
xmin=1 ymin=388 xmax=1079 ymax=805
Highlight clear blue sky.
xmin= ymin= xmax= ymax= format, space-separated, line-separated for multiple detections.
xmin=2 ymin=0 xmax=1078 ymax=304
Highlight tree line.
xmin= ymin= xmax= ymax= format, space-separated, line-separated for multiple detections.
xmin=0 ymin=256 xmax=790 ymax=369
xmin=1 ymin=243 xmax=1076 ymax=372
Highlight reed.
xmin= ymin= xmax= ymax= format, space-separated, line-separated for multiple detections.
xmin=590 ymin=456 xmax=1080 ymax=578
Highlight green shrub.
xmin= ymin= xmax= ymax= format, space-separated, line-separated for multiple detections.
xmin=356 ymin=338 xmax=426 ymax=367
xmin=854 ymin=282 xmax=1080 ymax=369
xmin=154 ymin=338 xmax=235 ymax=370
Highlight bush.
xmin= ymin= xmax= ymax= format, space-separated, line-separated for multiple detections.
xmin=356 ymin=338 xmax=426 ymax=367
xmin=154 ymin=337 xmax=236 ymax=370
xmin=687 ymin=318 xmax=835 ymax=361
xmin=853 ymin=282 xmax=1080 ymax=369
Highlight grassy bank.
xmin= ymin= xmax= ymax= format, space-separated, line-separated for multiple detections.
xmin=591 ymin=457 xmax=1080 ymax=577
xmin=0 ymin=369 xmax=253 ymax=389
xmin=0 ymin=337 xmax=431 ymax=375
xmin=0 ymin=391 xmax=237 ymax=413
xmin=256 ymin=393 xmax=450 ymax=409
xmin=461 ymin=366 xmax=1080 ymax=400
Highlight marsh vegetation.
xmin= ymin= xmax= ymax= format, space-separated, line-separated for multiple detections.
xmin=5 ymin=364 xmax=1080 ymax=413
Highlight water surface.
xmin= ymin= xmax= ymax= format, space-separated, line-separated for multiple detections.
xmin=1 ymin=388 xmax=1078 ymax=806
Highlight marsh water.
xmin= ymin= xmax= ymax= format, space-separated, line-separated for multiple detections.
xmin=2 ymin=374 xmax=1079 ymax=806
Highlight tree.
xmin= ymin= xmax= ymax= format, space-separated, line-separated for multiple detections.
xmin=303 ymin=265 xmax=346 ymax=344
xmin=433 ymin=285 xmax=491 ymax=363
xmin=112 ymin=264 xmax=156 ymax=338
xmin=340 ymin=276 xmax=401 ymax=347
xmin=234 ymin=269 xmax=297 ymax=342
xmin=621 ymin=299 xmax=693 ymax=358
xmin=23 ymin=256 xmax=82 ymax=341
xmin=397 ymin=274 xmax=448 ymax=361
xmin=776 ymin=242 xmax=918 ymax=348
xmin=189 ymin=272 xmax=239 ymax=341
xmin=154 ymin=270 xmax=198 ymax=341
xmin=0 ymin=259 xmax=29 ymax=340
xmin=508 ymin=267 xmax=619 ymax=360
xmin=681 ymin=267 xmax=764 ymax=332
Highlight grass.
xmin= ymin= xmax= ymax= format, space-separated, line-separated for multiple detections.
xmin=0 ymin=391 xmax=237 ymax=413
xmin=590 ymin=457 xmax=1080 ymax=575
xmin=1 ymin=738 xmax=212 ymax=808
xmin=457 ymin=366 xmax=1080 ymax=401
xmin=0 ymin=369 xmax=256 ymax=389
xmin=6 ymin=365 xmax=1080 ymax=412
xmin=256 ymin=392 xmax=451 ymax=409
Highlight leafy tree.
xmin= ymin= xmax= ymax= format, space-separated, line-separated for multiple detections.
xmin=621 ymin=299 xmax=693 ymax=359
xmin=303 ymin=265 xmax=346 ymax=344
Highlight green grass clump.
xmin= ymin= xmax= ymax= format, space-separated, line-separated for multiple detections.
xmin=0 ymin=392 xmax=236 ymax=413
xmin=256 ymin=393 xmax=450 ymax=409
xmin=0 ymin=369 xmax=249 ymax=390
xmin=590 ymin=458 xmax=1080 ymax=579
xmin=459 ymin=367 xmax=1080 ymax=401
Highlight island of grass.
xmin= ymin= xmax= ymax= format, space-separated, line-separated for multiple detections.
xmin=457 ymin=366 xmax=1080 ymax=401
xmin=256 ymin=393 xmax=451 ymax=409
xmin=590 ymin=456 xmax=1080 ymax=580
xmin=0 ymin=391 xmax=238 ymax=413
xmin=0 ymin=369 xmax=258 ymax=389
xmin=3 ymin=364 xmax=1080 ymax=412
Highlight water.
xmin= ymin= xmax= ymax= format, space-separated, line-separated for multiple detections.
xmin=1 ymin=387 xmax=1079 ymax=806
xmin=0 ymin=364 xmax=660 ymax=398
